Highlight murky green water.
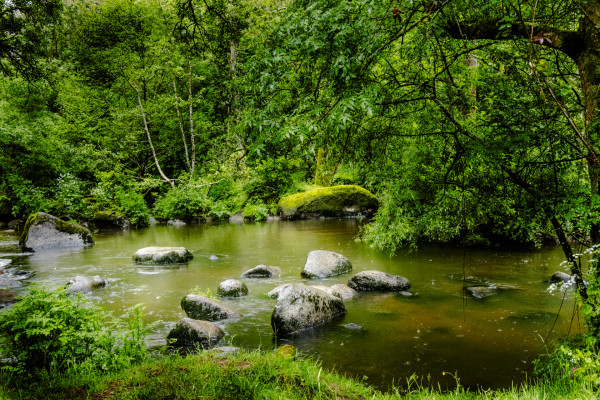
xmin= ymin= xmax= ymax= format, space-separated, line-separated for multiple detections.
xmin=0 ymin=219 xmax=579 ymax=390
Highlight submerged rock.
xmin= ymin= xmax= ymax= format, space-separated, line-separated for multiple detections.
xmin=181 ymin=294 xmax=241 ymax=321
xmin=167 ymin=318 xmax=224 ymax=348
xmin=19 ymin=212 xmax=94 ymax=251
xmin=217 ymin=279 xmax=248 ymax=297
xmin=241 ymin=265 xmax=281 ymax=278
xmin=66 ymin=275 xmax=106 ymax=294
xmin=550 ymin=271 xmax=573 ymax=284
xmin=348 ymin=270 xmax=410 ymax=291
xmin=278 ymin=185 xmax=379 ymax=220
xmin=133 ymin=246 xmax=193 ymax=264
xmin=301 ymin=250 xmax=352 ymax=279
xmin=92 ymin=211 xmax=131 ymax=229
xmin=465 ymin=285 xmax=496 ymax=299
xmin=271 ymin=283 xmax=347 ymax=337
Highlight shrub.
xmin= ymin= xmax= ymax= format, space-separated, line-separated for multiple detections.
xmin=208 ymin=200 xmax=232 ymax=221
xmin=116 ymin=189 xmax=150 ymax=228
xmin=0 ymin=286 xmax=150 ymax=380
xmin=153 ymin=182 xmax=211 ymax=222
xmin=243 ymin=202 xmax=269 ymax=222
xmin=52 ymin=173 xmax=89 ymax=219
xmin=244 ymin=157 xmax=293 ymax=203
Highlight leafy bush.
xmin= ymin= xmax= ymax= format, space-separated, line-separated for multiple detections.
xmin=208 ymin=200 xmax=232 ymax=221
xmin=0 ymin=286 xmax=150 ymax=380
xmin=52 ymin=173 xmax=89 ymax=219
xmin=116 ymin=189 xmax=150 ymax=228
xmin=153 ymin=182 xmax=211 ymax=222
xmin=244 ymin=157 xmax=293 ymax=203
xmin=243 ymin=202 xmax=269 ymax=222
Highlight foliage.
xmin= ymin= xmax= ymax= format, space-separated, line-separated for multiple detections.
xmin=0 ymin=286 xmax=150 ymax=381
xmin=51 ymin=173 xmax=89 ymax=219
xmin=190 ymin=287 xmax=219 ymax=302
xmin=243 ymin=202 xmax=270 ymax=222
xmin=116 ymin=189 xmax=150 ymax=228
xmin=153 ymin=181 xmax=211 ymax=222
xmin=243 ymin=157 xmax=294 ymax=204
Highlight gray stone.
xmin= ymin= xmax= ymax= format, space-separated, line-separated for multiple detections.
xmin=167 ymin=318 xmax=224 ymax=348
xmin=309 ymin=284 xmax=357 ymax=300
xmin=343 ymin=323 xmax=363 ymax=330
xmin=348 ymin=270 xmax=410 ymax=291
xmin=0 ymin=276 xmax=21 ymax=289
xmin=19 ymin=213 xmax=94 ymax=251
xmin=268 ymin=283 xmax=293 ymax=299
xmin=181 ymin=294 xmax=241 ymax=321
xmin=301 ymin=250 xmax=352 ymax=279
xmin=217 ymin=279 xmax=248 ymax=297
xmin=242 ymin=265 xmax=282 ymax=278
xmin=133 ymin=246 xmax=193 ymax=264
xmin=271 ymin=283 xmax=347 ymax=337
xmin=465 ymin=285 xmax=496 ymax=299
xmin=550 ymin=271 xmax=573 ymax=283
xmin=66 ymin=275 xmax=106 ymax=294
xmin=0 ymin=259 xmax=11 ymax=270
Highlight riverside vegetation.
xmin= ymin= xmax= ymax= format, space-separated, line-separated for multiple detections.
xmin=1 ymin=0 xmax=600 ymax=398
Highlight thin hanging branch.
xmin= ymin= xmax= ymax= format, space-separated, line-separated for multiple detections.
xmin=188 ymin=59 xmax=196 ymax=176
xmin=173 ymin=76 xmax=191 ymax=171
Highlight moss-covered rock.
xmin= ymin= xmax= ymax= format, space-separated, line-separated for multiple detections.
xmin=241 ymin=265 xmax=282 ymax=278
xmin=301 ymin=250 xmax=352 ymax=279
xmin=19 ymin=212 xmax=94 ymax=251
xmin=167 ymin=318 xmax=224 ymax=348
xmin=278 ymin=185 xmax=379 ymax=220
xmin=133 ymin=247 xmax=193 ymax=264
xmin=348 ymin=270 xmax=411 ymax=292
xmin=92 ymin=211 xmax=131 ymax=229
xmin=217 ymin=279 xmax=248 ymax=297
xmin=181 ymin=294 xmax=241 ymax=321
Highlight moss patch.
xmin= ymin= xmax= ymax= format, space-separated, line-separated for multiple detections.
xmin=278 ymin=185 xmax=378 ymax=220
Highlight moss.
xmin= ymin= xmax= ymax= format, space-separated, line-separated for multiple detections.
xmin=19 ymin=212 xmax=94 ymax=249
xmin=278 ymin=185 xmax=378 ymax=219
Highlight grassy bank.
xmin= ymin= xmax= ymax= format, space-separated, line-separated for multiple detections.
xmin=0 ymin=348 xmax=596 ymax=400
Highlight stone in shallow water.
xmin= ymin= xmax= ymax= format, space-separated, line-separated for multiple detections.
xmin=181 ymin=294 xmax=241 ymax=321
xmin=241 ymin=265 xmax=281 ymax=278
xmin=465 ymin=285 xmax=496 ymax=299
xmin=348 ymin=270 xmax=410 ymax=291
xmin=133 ymin=246 xmax=193 ymax=264
xmin=217 ymin=279 xmax=248 ymax=297
xmin=66 ymin=275 xmax=106 ymax=294
xmin=19 ymin=212 xmax=93 ymax=251
xmin=167 ymin=318 xmax=224 ymax=348
xmin=301 ymin=250 xmax=352 ymax=279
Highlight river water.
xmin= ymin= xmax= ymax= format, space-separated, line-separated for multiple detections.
xmin=0 ymin=219 xmax=580 ymax=390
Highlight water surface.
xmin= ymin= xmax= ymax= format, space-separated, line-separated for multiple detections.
xmin=0 ymin=219 xmax=579 ymax=390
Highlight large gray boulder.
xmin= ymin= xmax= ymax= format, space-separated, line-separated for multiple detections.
xmin=133 ymin=246 xmax=193 ymax=264
xmin=66 ymin=275 xmax=106 ymax=294
xmin=310 ymin=284 xmax=358 ymax=300
xmin=278 ymin=185 xmax=379 ymax=220
xmin=271 ymin=283 xmax=347 ymax=337
xmin=348 ymin=270 xmax=411 ymax=291
xmin=465 ymin=285 xmax=497 ymax=299
xmin=268 ymin=283 xmax=293 ymax=299
xmin=181 ymin=294 xmax=241 ymax=321
xmin=167 ymin=318 xmax=224 ymax=348
xmin=19 ymin=212 xmax=94 ymax=251
xmin=217 ymin=279 xmax=248 ymax=297
xmin=301 ymin=250 xmax=352 ymax=279
xmin=241 ymin=265 xmax=282 ymax=278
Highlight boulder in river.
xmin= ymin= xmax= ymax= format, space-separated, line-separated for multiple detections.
xmin=268 ymin=283 xmax=293 ymax=299
xmin=19 ymin=212 xmax=94 ymax=251
xmin=181 ymin=294 xmax=241 ymax=321
xmin=348 ymin=270 xmax=411 ymax=291
xmin=278 ymin=185 xmax=379 ymax=220
xmin=301 ymin=250 xmax=352 ymax=279
xmin=310 ymin=284 xmax=357 ymax=300
xmin=271 ymin=283 xmax=347 ymax=337
xmin=217 ymin=279 xmax=248 ymax=297
xmin=92 ymin=211 xmax=131 ymax=229
xmin=133 ymin=246 xmax=193 ymax=264
xmin=241 ymin=265 xmax=281 ymax=278
xmin=0 ymin=289 xmax=17 ymax=308
xmin=465 ymin=285 xmax=497 ymax=299
xmin=66 ymin=275 xmax=106 ymax=294
xmin=550 ymin=271 xmax=573 ymax=284
xmin=167 ymin=318 xmax=224 ymax=348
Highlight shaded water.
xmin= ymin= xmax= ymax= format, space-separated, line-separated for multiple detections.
xmin=0 ymin=219 xmax=579 ymax=390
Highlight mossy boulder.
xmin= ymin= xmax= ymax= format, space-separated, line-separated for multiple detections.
xmin=167 ymin=318 xmax=224 ymax=348
xmin=19 ymin=212 xmax=94 ymax=251
xmin=181 ymin=294 xmax=241 ymax=321
xmin=241 ymin=265 xmax=282 ymax=278
xmin=217 ymin=279 xmax=248 ymax=297
xmin=348 ymin=270 xmax=410 ymax=292
xmin=278 ymin=185 xmax=379 ymax=220
xmin=271 ymin=283 xmax=347 ymax=337
xmin=301 ymin=250 xmax=352 ymax=279
xmin=92 ymin=211 xmax=131 ymax=229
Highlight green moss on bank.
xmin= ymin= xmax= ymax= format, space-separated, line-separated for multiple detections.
xmin=279 ymin=185 xmax=379 ymax=219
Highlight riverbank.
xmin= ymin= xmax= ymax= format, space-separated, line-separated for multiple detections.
xmin=0 ymin=348 xmax=595 ymax=400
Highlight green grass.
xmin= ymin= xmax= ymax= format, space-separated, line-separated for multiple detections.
xmin=0 ymin=348 xmax=596 ymax=400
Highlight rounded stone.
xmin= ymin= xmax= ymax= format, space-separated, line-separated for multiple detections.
xmin=133 ymin=246 xmax=193 ymax=264
xmin=241 ymin=265 xmax=282 ymax=278
xmin=66 ymin=275 xmax=106 ymax=294
xmin=301 ymin=250 xmax=352 ymax=279
xmin=19 ymin=212 xmax=93 ymax=251
xmin=348 ymin=270 xmax=410 ymax=291
xmin=181 ymin=294 xmax=241 ymax=321
xmin=217 ymin=279 xmax=248 ymax=297
xmin=167 ymin=318 xmax=224 ymax=348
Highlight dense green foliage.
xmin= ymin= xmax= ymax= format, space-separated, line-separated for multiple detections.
xmin=0 ymin=286 xmax=150 ymax=380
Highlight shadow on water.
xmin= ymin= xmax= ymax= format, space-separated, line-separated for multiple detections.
xmin=0 ymin=219 xmax=580 ymax=391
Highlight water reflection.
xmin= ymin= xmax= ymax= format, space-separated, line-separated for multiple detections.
xmin=0 ymin=219 xmax=580 ymax=390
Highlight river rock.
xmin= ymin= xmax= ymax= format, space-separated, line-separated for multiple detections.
xmin=301 ymin=250 xmax=352 ymax=279
xmin=166 ymin=318 xmax=224 ymax=348
xmin=66 ymin=275 xmax=106 ymax=294
xmin=0 ymin=259 xmax=11 ymax=270
xmin=550 ymin=271 xmax=572 ymax=284
xmin=133 ymin=246 xmax=193 ymax=264
xmin=181 ymin=294 xmax=241 ymax=321
xmin=309 ymin=284 xmax=357 ymax=300
xmin=7 ymin=219 xmax=23 ymax=231
xmin=268 ymin=283 xmax=293 ymax=299
xmin=348 ymin=270 xmax=410 ymax=291
xmin=0 ymin=288 xmax=17 ymax=308
xmin=271 ymin=283 xmax=347 ymax=336
xmin=278 ymin=185 xmax=379 ymax=220
xmin=92 ymin=211 xmax=131 ymax=229
xmin=241 ymin=265 xmax=281 ymax=278
xmin=19 ymin=212 xmax=94 ymax=251
xmin=465 ymin=285 xmax=496 ymax=299
xmin=217 ymin=279 xmax=248 ymax=297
